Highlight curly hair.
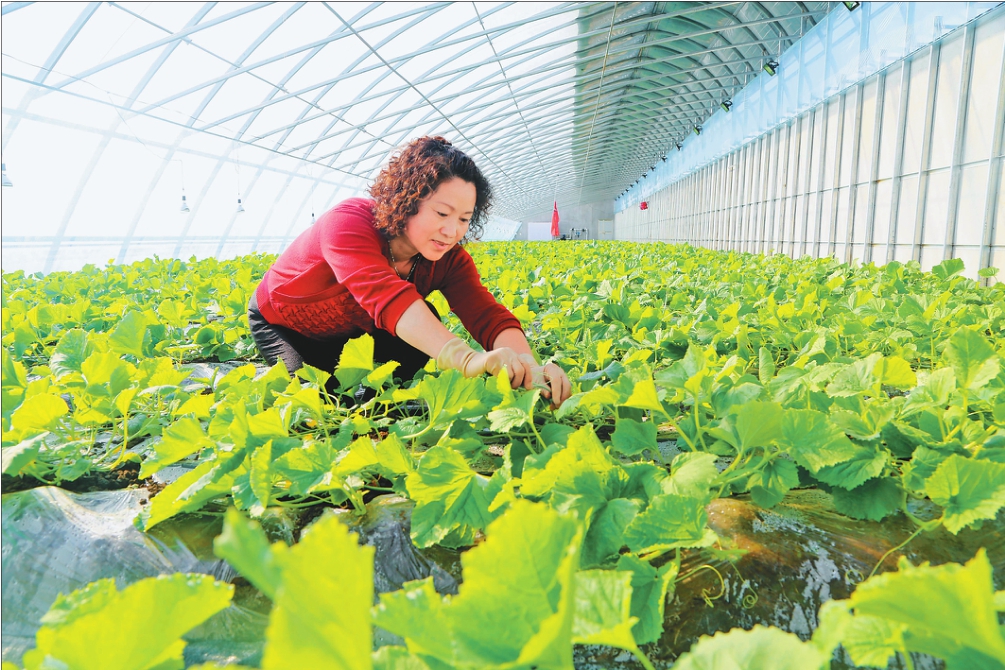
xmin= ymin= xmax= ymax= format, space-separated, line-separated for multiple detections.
xmin=369 ymin=136 xmax=492 ymax=242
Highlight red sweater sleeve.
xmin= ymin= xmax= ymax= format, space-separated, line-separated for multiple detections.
xmin=439 ymin=246 xmax=523 ymax=350
xmin=318 ymin=202 xmax=423 ymax=336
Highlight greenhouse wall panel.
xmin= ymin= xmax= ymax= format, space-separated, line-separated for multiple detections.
xmin=617 ymin=3 xmax=1005 ymax=279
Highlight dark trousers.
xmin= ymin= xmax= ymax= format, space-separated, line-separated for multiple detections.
xmin=247 ymin=295 xmax=439 ymax=396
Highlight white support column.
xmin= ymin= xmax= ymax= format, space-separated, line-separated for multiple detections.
xmin=944 ymin=22 xmax=977 ymax=260
xmin=912 ymin=41 xmax=942 ymax=263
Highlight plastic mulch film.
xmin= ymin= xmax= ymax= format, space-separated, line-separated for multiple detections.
xmin=577 ymin=490 xmax=1005 ymax=670
xmin=1 ymin=486 xmax=268 ymax=667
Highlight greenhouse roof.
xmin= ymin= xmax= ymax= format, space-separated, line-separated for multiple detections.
xmin=1 ymin=1 xmax=836 ymax=270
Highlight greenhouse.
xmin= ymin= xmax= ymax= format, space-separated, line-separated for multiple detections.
xmin=2 ymin=1 xmax=1004 ymax=668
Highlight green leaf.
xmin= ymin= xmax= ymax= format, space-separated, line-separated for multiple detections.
xmin=758 ymin=346 xmax=775 ymax=384
xmin=334 ymin=334 xmax=374 ymax=389
xmin=365 ymin=360 xmax=400 ymax=389
xmin=815 ymin=444 xmax=887 ymax=490
xmin=139 ymin=459 xmax=236 ymax=530
xmin=663 ymin=452 xmax=719 ymax=499
xmin=926 ymin=454 xmax=1005 ymax=534
xmin=39 ymin=579 xmax=119 ymax=627
xmin=826 ymin=354 xmax=881 ymax=397
xmin=213 ymin=508 xmax=285 ymax=600
xmin=932 ymin=257 xmax=965 ymax=279
xmin=2 ymin=433 xmax=46 ymax=476
xmin=572 ymin=569 xmax=641 ymax=656
xmin=748 ymin=457 xmax=799 ymax=509
xmin=840 ymin=614 xmax=907 ymax=667
xmin=832 ymin=477 xmax=904 ymax=521
xmin=944 ymin=328 xmax=1000 ymax=391
xmin=374 ymin=500 xmax=581 ymax=669
xmin=734 ymin=401 xmax=783 ymax=450
xmin=262 ymin=513 xmax=374 ymax=670
xmin=777 ymin=409 xmax=857 ymax=473
xmin=371 ymin=647 xmax=432 ymax=670
xmin=873 ymin=356 xmax=917 ymax=390
xmin=622 ymin=377 xmax=665 ymax=416
xmin=139 ymin=417 xmax=215 ymax=478
xmin=108 ymin=310 xmax=149 ymax=358
xmin=611 ymin=417 xmax=657 ymax=456
xmin=623 ymin=493 xmax=716 ymax=555
xmin=672 ymin=625 xmax=827 ymax=670
xmin=581 ymin=498 xmax=640 ymax=567
xmin=22 ymin=574 xmax=232 ymax=670
xmin=406 ymin=446 xmax=495 ymax=548
xmin=616 ymin=554 xmax=678 ymax=645
xmin=847 ymin=548 xmax=1005 ymax=666
xmin=249 ymin=439 xmax=274 ymax=515
xmin=272 ymin=440 xmax=338 ymax=496
xmin=11 ymin=393 xmax=68 ymax=431
xmin=830 ymin=401 xmax=896 ymax=441
xmin=487 ymin=390 xmax=539 ymax=433
xmin=519 ymin=424 xmax=620 ymax=509
xmin=375 ymin=434 xmax=414 ymax=476
xmin=80 ymin=351 xmax=131 ymax=391
xmin=50 ymin=329 xmax=91 ymax=378
xmin=416 ymin=369 xmax=493 ymax=428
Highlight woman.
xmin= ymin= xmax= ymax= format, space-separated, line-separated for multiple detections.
xmin=248 ymin=136 xmax=571 ymax=407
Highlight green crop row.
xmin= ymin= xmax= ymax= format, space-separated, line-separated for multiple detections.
xmin=9 ymin=504 xmax=1005 ymax=669
xmin=2 ymin=242 xmax=1004 ymax=667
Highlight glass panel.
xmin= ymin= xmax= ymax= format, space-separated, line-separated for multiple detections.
xmin=877 ymin=64 xmax=902 ymax=180
xmin=922 ymin=168 xmax=951 ymax=244
xmin=873 ymin=180 xmax=893 ymax=244
xmin=852 ymin=186 xmax=869 ymax=243
xmin=928 ymin=31 xmax=964 ymax=170
xmin=962 ymin=12 xmax=1005 ymax=163
xmin=896 ymin=174 xmax=919 ymax=244
xmin=955 ymin=247 xmax=981 ymax=278
xmin=893 ymin=243 xmax=914 ymax=262
xmin=1 ymin=3 xmax=86 ymax=81
xmin=920 ymin=245 xmax=943 ymax=271
xmin=955 ymin=163 xmax=990 ymax=244
xmin=858 ymin=79 xmax=878 ymax=184
xmin=901 ymin=50 xmax=931 ymax=175
xmin=839 ymin=87 xmax=858 ymax=187
xmin=995 ymin=165 xmax=1005 ymax=245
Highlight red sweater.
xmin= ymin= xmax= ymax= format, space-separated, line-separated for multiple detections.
xmin=254 ymin=197 xmax=522 ymax=349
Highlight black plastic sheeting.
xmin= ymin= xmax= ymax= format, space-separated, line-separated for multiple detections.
xmin=3 ymin=487 xmax=1003 ymax=669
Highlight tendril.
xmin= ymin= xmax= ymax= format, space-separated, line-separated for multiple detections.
xmin=678 ymin=564 xmax=727 ymax=607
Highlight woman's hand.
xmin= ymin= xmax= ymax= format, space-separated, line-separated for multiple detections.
xmin=438 ymin=337 xmax=571 ymax=406
xmin=518 ymin=354 xmax=571 ymax=408
xmin=437 ymin=338 xmax=534 ymax=387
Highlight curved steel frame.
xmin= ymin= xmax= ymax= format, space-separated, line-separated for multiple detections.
xmin=1 ymin=1 xmax=836 ymax=267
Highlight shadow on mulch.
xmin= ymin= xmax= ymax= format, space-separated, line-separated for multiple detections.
xmin=1 ymin=461 xmax=143 ymax=495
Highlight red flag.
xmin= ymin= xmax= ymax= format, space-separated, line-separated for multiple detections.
xmin=551 ymin=201 xmax=560 ymax=238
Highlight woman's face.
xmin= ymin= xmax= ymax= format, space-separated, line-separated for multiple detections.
xmin=399 ymin=177 xmax=475 ymax=260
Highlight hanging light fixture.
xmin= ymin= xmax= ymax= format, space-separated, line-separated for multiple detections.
xmin=1 ymin=162 xmax=12 ymax=187
xmin=236 ymin=197 xmax=245 ymax=214
xmin=693 ymin=125 xmax=702 ymax=136
xmin=177 ymin=160 xmax=189 ymax=212
xmin=720 ymin=100 xmax=733 ymax=112
xmin=763 ymin=59 xmax=779 ymax=76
